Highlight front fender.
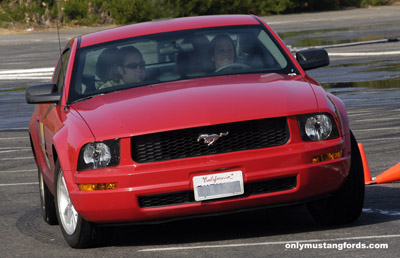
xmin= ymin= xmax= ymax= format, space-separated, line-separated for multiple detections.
xmin=326 ymin=92 xmax=350 ymax=137
xmin=305 ymin=79 xmax=351 ymax=162
xmin=52 ymin=109 xmax=94 ymax=196
xmin=326 ymin=92 xmax=351 ymax=163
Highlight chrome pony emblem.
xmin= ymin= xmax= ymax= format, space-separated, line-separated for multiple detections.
xmin=197 ymin=132 xmax=229 ymax=146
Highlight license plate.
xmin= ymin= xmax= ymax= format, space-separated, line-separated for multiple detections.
xmin=193 ymin=171 xmax=244 ymax=201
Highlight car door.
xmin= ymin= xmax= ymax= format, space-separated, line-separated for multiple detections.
xmin=37 ymin=48 xmax=71 ymax=184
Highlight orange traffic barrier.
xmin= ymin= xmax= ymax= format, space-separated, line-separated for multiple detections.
xmin=358 ymin=143 xmax=375 ymax=185
xmin=375 ymin=162 xmax=400 ymax=184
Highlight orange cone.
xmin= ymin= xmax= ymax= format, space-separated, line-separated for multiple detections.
xmin=358 ymin=143 xmax=375 ymax=185
xmin=375 ymin=162 xmax=400 ymax=184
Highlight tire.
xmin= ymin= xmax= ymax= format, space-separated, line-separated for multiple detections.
xmin=38 ymin=169 xmax=58 ymax=225
xmin=54 ymin=160 xmax=96 ymax=248
xmin=307 ymin=130 xmax=365 ymax=226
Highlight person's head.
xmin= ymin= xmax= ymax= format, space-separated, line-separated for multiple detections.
xmin=186 ymin=34 xmax=210 ymax=73
xmin=118 ymin=46 xmax=145 ymax=83
xmin=96 ymin=47 xmax=121 ymax=82
xmin=210 ymin=34 xmax=235 ymax=69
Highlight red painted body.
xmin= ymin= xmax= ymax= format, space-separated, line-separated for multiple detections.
xmin=28 ymin=15 xmax=351 ymax=224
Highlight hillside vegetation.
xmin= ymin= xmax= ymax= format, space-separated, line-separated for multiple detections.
xmin=0 ymin=0 xmax=394 ymax=28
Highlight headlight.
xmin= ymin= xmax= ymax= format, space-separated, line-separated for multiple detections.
xmin=297 ymin=113 xmax=340 ymax=141
xmin=78 ymin=139 xmax=120 ymax=171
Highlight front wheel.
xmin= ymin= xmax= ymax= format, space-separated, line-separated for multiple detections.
xmin=307 ymin=130 xmax=365 ymax=225
xmin=38 ymin=168 xmax=58 ymax=225
xmin=54 ymin=161 xmax=96 ymax=248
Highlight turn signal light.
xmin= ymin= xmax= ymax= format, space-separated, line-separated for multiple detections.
xmin=312 ymin=150 xmax=343 ymax=164
xmin=78 ymin=183 xmax=117 ymax=191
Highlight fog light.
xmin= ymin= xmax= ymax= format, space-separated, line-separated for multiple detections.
xmin=78 ymin=183 xmax=117 ymax=191
xmin=312 ymin=150 xmax=343 ymax=163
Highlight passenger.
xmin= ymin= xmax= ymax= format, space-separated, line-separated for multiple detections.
xmin=95 ymin=47 xmax=123 ymax=89
xmin=210 ymin=34 xmax=235 ymax=70
xmin=98 ymin=46 xmax=145 ymax=89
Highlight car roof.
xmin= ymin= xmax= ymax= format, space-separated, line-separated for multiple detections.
xmin=79 ymin=15 xmax=261 ymax=48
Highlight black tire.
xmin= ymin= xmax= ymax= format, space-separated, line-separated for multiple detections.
xmin=54 ymin=160 xmax=96 ymax=248
xmin=38 ymin=168 xmax=58 ymax=225
xmin=307 ymin=130 xmax=365 ymax=226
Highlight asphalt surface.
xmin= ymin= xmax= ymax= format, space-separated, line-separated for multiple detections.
xmin=1 ymin=5 xmax=400 ymax=257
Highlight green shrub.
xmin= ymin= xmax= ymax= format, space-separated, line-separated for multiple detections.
xmin=360 ymin=0 xmax=392 ymax=6
xmin=62 ymin=0 xmax=103 ymax=25
xmin=107 ymin=0 xmax=162 ymax=24
xmin=256 ymin=0 xmax=296 ymax=14
xmin=169 ymin=0 xmax=295 ymax=16
xmin=0 ymin=0 xmax=395 ymax=28
xmin=0 ymin=0 xmax=56 ymax=26
xmin=0 ymin=2 xmax=27 ymax=23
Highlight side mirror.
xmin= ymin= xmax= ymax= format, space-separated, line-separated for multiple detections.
xmin=296 ymin=48 xmax=329 ymax=70
xmin=26 ymin=83 xmax=61 ymax=104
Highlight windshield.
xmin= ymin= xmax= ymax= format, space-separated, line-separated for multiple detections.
xmin=68 ymin=25 xmax=298 ymax=103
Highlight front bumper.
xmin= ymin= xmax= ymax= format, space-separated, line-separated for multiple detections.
xmin=67 ymin=136 xmax=350 ymax=223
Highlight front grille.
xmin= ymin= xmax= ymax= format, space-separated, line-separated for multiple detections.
xmin=132 ymin=117 xmax=289 ymax=163
xmin=138 ymin=176 xmax=297 ymax=208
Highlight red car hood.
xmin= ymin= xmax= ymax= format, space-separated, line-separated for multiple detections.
xmin=71 ymin=74 xmax=320 ymax=139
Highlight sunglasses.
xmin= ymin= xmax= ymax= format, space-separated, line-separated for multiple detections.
xmin=123 ymin=61 xmax=145 ymax=69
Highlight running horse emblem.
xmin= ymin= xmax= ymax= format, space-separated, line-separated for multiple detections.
xmin=197 ymin=132 xmax=229 ymax=146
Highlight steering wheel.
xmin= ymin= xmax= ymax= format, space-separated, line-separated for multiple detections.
xmin=215 ymin=63 xmax=251 ymax=73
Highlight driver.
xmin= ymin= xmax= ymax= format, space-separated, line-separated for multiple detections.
xmin=99 ymin=46 xmax=146 ymax=89
xmin=118 ymin=46 xmax=146 ymax=84
xmin=210 ymin=34 xmax=235 ymax=70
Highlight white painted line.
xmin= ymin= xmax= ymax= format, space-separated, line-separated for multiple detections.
xmin=0 ymin=68 xmax=53 ymax=80
xmin=0 ymin=137 xmax=29 ymax=141
xmin=0 ymin=150 xmax=22 ymax=154
xmin=353 ymin=126 xmax=400 ymax=132
xmin=346 ymin=109 xmax=397 ymax=116
xmin=0 ymin=157 xmax=33 ymax=161
xmin=0 ymin=147 xmax=31 ymax=150
xmin=0 ymin=127 xmax=29 ymax=131
xmin=363 ymin=208 xmax=400 ymax=216
xmin=360 ymin=137 xmax=400 ymax=142
xmin=267 ymin=17 xmax=354 ymax=25
xmin=0 ymin=76 xmax=52 ymax=80
xmin=328 ymin=51 xmax=400 ymax=57
xmin=348 ymin=113 xmax=376 ymax=118
xmin=0 ymin=68 xmax=54 ymax=74
xmin=138 ymin=234 xmax=400 ymax=252
xmin=348 ymin=112 xmax=383 ymax=118
xmin=0 ymin=149 xmax=31 ymax=154
xmin=0 ymin=76 xmax=52 ymax=81
xmin=352 ymin=117 xmax=400 ymax=123
xmin=0 ymin=73 xmax=52 ymax=77
xmin=0 ymin=182 xmax=38 ymax=187
xmin=0 ymin=169 xmax=36 ymax=173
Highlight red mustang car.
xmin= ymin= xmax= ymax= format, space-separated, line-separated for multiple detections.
xmin=26 ymin=15 xmax=364 ymax=248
